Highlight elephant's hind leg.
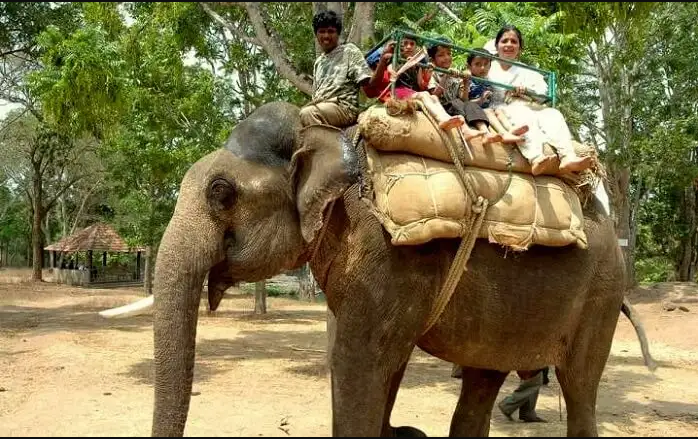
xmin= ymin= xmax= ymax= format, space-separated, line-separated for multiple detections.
xmin=556 ymin=291 xmax=623 ymax=436
xmin=449 ymin=367 xmax=508 ymax=437
xmin=556 ymin=363 xmax=601 ymax=437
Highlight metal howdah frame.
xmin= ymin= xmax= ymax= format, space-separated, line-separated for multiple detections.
xmin=364 ymin=28 xmax=557 ymax=107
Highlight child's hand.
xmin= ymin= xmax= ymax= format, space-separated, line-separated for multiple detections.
xmin=438 ymin=74 xmax=449 ymax=89
xmin=379 ymin=43 xmax=395 ymax=66
xmin=512 ymin=85 xmax=527 ymax=97
xmin=481 ymin=90 xmax=492 ymax=103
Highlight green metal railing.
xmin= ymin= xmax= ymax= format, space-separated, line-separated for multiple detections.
xmin=364 ymin=29 xmax=558 ymax=107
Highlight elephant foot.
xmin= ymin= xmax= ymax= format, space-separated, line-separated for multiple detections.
xmin=391 ymin=426 xmax=427 ymax=437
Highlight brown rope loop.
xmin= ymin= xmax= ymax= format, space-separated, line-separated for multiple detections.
xmin=412 ymin=100 xmax=493 ymax=335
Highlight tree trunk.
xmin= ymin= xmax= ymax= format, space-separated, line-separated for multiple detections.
xmin=298 ymin=263 xmax=317 ymax=302
xmin=42 ymin=208 xmax=51 ymax=249
xmin=144 ymin=246 xmax=153 ymax=296
xmin=676 ymin=183 xmax=698 ymax=281
xmin=613 ymin=168 xmax=636 ymax=287
xmin=60 ymin=193 xmax=68 ymax=238
xmin=346 ymin=2 xmax=376 ymax=47
xmin=254 ymin=280 xmax=267 ymax=314
xmin=31 ymin=174 xmax=44 ymax=281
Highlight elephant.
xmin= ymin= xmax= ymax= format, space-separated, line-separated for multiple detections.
xmin=101 ymin=101 xmax=656 ymax=437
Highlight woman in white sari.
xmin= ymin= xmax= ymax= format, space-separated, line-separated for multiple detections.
xmin=486 ymin=25 xmax=592 ymax=175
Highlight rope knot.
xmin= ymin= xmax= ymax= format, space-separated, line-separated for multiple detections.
xmin=472 ymin=195 xmax=485 ymax=214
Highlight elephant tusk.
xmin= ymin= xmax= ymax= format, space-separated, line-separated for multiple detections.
xmin=98 ymin=295 xmax=154 ymax=318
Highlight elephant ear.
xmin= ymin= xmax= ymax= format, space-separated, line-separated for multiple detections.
xmin=290 ymin=124 xmax=361 ymax=243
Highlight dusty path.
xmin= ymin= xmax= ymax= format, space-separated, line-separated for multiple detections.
xmin=1 ymin=270 xmax=697 ymax=436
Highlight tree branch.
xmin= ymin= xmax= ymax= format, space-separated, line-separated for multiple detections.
xmin=0 ymin=46 xmax=33 ymax=59
xmin=415 ymin=10 xmax=438 ymax=28
xmin=24 ymin=186 xmax=33 ymax=210
xmin=436 ymin=2 xmax=462 ymax=23
xmin=45 ymin=174 xmax=88 ymax=212
xmin=0 ymin=108 xmax=29 ymax=137
xmin=69 ymin=178 xmax=103 ymax=235
xmin=199 ymin=2 xmax=260 ymax=46
xmin=243 ymin=2 xmax=313 ymax=96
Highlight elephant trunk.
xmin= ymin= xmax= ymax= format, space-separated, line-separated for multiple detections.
xmin=151 ymin=208 xmax=224 ymax=436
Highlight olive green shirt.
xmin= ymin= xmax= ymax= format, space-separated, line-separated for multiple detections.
xmin=312 ymin=43 xmax=373 ymax=115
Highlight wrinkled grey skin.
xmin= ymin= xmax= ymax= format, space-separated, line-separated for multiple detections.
xmin=152 ymin=101 xmax=648 ymax=437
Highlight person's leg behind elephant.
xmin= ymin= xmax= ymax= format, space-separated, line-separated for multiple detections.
xmin=497 ymin=369 xmax=547 ymax=423
xmin=299 ymin=101 xmax=358 ymax=128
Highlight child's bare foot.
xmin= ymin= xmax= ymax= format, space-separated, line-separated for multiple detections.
xmin=482 ymin=132 xmax=503 ymax=145
xmin=460 ymin=125 xmax=486 ymax=141
xmin=500 ymin=132 xmax=524 ymax=144
xmin=510 ymin=124 xmax=529 ymax=136
xmin=439 ymin=115 xmax=465 ymax=131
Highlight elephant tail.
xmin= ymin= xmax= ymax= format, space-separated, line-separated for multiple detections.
xmin=621 ymin=296 xmax=659 ymax=372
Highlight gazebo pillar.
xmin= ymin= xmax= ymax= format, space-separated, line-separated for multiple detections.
xmin=102 ymin=252 xmax=107 ymax=267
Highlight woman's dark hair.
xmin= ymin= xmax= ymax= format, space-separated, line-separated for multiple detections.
xmin=495 ymin=25 xmax=524 ymax=50
xmin=313 ymin=10 xmax=342 ymax=35
xmin=427 ymin=36 xmax=452 ymax=59
xmin=466 ymin=48 xmax=492 ymax=66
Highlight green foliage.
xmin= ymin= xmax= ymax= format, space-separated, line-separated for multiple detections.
xmin=374 ymin=2 xmax=435 ymax=42
xmin=635 ymin=257 xmax=674 ymax=284
xmin=5 ymin=1 xmax=697 ymax=282
xmin=420 ymin=2 xmax=583 ymax=78
xmin=27 ymin=25 xmax=131 ymax=138
xmin=0 ymin=2 xmax=81 ymax=55
xmin=0 ymin=186 xmax=29 ymax=245
xmin=24 ymin=3 xmax=236 ymax=248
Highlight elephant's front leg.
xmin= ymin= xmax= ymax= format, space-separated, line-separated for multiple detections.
xmin=329 ymin=303 xmax=419 ymax=436
xmin=449 ymin=366 xmax=508 ymax=437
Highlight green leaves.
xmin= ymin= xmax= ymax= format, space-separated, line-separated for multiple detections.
xmin=27 ymin=25 xmax=130 ymax=139
xmin=0 ymin=2 xmax=81 ymax=57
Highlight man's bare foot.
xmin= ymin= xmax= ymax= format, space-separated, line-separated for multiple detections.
xmin=559 ymin=155 xmax=593 ymax=173
xmin=481 ymin=132 xmax=503 ymax=145
xmin=439 ymin=115 xmax=465 ymax=131
xmin=531 ymin=155 xmax=558 ymax=176
xmin=510 ymin=124 xmax=529 ymax=136
xmin=501 ymin=132 xmax=524 ymax=144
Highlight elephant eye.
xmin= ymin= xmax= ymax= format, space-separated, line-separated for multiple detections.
xmin=208 ymin=178 xmax=236 ymax=210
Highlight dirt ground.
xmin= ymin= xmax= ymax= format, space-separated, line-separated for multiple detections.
xmin=1 ymin=268 xmax=698 ymax=437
